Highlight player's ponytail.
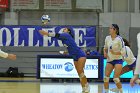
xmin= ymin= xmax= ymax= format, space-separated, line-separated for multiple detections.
xmin=67 ymin=28 xmax=74 ymax=38
xmin=123 ymin=38 xmax=130 ymax=47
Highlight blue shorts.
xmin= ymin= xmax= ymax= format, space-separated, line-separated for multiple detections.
xmin=107 ymin=59 xmax=123 ymax=66
xmin=72 ymin=52 xmax=86 ymax=61
xmin=127 ymin=61 xmax=136 ymax=69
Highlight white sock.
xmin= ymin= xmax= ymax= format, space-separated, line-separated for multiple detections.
xmin=84 ymin=83 xmax=90 ymax=92
xmin=82 ymin=86 xmax=85 ymax=91
xmin=85 ymin=83 xmax=89 ymax=87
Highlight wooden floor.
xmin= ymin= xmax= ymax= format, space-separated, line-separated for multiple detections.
xmin=0 ymin=78 xmax=139 ymax=93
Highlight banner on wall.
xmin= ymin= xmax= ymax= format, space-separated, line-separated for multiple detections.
xmin=0 ymin=0 xmax=8 ymax=8
xmin=0 ymin=25 xmax=96 ymax=47
xmin=11 ymin=0 xmax=39 ymax=9
xmin=44 ymin=0 xmax=72 ymax=9
xmin=76 ymin=0 xmax=102 ymax=9
xmin=40 ymin=58 xmax=98 ymax=78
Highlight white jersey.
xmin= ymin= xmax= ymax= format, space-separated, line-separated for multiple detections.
xmin=104 ymin=35 xmax=125 ymax=62
xmin=123 ymin=46 xmax=136 ymax=65
xmin=0 ymin=49 xmax=8 ymax=58
xmin=135 ymin=33 xmax=140 ymax=74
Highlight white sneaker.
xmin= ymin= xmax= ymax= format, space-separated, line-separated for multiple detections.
xmin=82 ymin=84 xmax=90 ymax=93
xmin=85 ymin=85 xmax=90 ymax=93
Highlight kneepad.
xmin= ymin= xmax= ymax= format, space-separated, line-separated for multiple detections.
xmin=113 ymin=78 xmax=120 ymax=83
xmin=79 ymin=72 xmax=85 ymax=80
xmin=104 ymin=76 xmax=109 ymax=82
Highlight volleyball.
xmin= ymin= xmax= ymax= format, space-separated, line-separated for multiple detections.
xmin=41 ymin=15 xmax=50 ymax=24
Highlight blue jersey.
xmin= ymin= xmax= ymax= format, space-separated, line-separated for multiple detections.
xmin=55 ymin=33 xmax=86 ymax=60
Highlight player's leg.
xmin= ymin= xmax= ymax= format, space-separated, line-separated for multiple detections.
xmin=74 ymin=57 xmax=89 ymax=93
xmin=126 ymin=62 xmax=140 ymax=85
xmin=130 ymin=75 xmax=139 ymax=86
xmin=114 ymin=63 xmax=123 ymax=93
xmin=120 ymin=65 xmax=131 ymax=75
xmin=74 ymin=61 xmax=86 ymax=92
xmin=110 ymin=65 xmax=132 ymax=92
xmin=131 ymin=67 xmax=140 ymax=85
xmin=104 ymin=63 xmax=114 ymax=93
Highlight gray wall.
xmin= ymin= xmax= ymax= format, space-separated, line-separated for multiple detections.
xmin=99 ymin=13 xmax=140 ymax=56
xmin=1 ymin=11 xmax=99 ymax=76
xmin=99 ymin=27 xmax=140 ymax=56
xmin=98 ymin=27 xmax=108 ymax=54
xmin=0 ymin=46 xmax=67 ymax=76
xmin=2 ymin=0 xmax=140 ymax=76
xmin=19 ymin=11 xmax=98 ymax=25
xmin=129 ymin=28 xmax=140 ymax=56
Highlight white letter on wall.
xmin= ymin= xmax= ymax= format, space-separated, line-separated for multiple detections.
xmin=74 ymin=28 xmax=86 ymax=47
xmin=0 ymin=27 xmax=12 ymax=46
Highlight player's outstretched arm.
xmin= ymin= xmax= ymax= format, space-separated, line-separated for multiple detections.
xmin=39 ymin=30 xmax=49 ymax=36
xmin=7 ymin=54 xmax=16 ymax=60
xmin=0 ymin=49 xmax=16 ymax=60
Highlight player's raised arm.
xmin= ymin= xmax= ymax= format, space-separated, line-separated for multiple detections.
xmin=39 ymin=14 xmax=54 ymax=36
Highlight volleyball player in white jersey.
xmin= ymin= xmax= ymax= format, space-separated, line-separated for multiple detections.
xmin=0 ymin=49 xmax=16 ymax=60
xmin=110 ymin=38 xmax=140 ymax=92
xmin=130 ymin=32 xmax=140 ymax=86
xmin=120 ymin=38 xmax=136 ymax=75
xmin=104 ymin=24 xmax=125 ymax=93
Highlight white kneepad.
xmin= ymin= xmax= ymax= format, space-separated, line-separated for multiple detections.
xmin=79 ymin=72 xmax=85 ymax=80
xmin=104 ymin=76 xmax=109 ymax=82
xmin=113 ymin=78 xmax=120 ymax=83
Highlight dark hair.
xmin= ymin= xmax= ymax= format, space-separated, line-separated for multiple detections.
xmin=67 ymin=28 xmax=74 ymax=38
xmin=112 ymin=24 xmax=120 ymax=35
xmin=123 ymin=38 xmax=130 ymax=47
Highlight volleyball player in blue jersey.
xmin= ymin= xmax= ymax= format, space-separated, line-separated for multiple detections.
xmin=39 ymin=28 xmax=90 ymax=93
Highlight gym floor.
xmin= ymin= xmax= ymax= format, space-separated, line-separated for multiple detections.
xmin=0 ymin=78 xmax=140 ymax=93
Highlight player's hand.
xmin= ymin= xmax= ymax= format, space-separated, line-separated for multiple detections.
xmin=39 ymin=30 xmax=48 ymax=36
xmin=104 ymin=52 xmax=110 ymax=60
xmin=104 ymin=52 xmax=108 ymax=58
xmin=110 ymin=49 xmax=114 ymax=54
xmin=42 ymin=20 xmax=49 ymax=25
xmin=7 ymin=54 xmax=16 ymax=60
xmin=63 ymin=51 xmax=68 ymax=55
xmin=130 ymin=75 xmax=139 ymax=87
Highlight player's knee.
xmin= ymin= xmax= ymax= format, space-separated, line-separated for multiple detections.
xmin=79 ymin=72 xmax=85 ymax=79
xmin=113 ymin=78 xmax=120 ymax=83
xmin=104 ymin=76 xmax=109 ymax=82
